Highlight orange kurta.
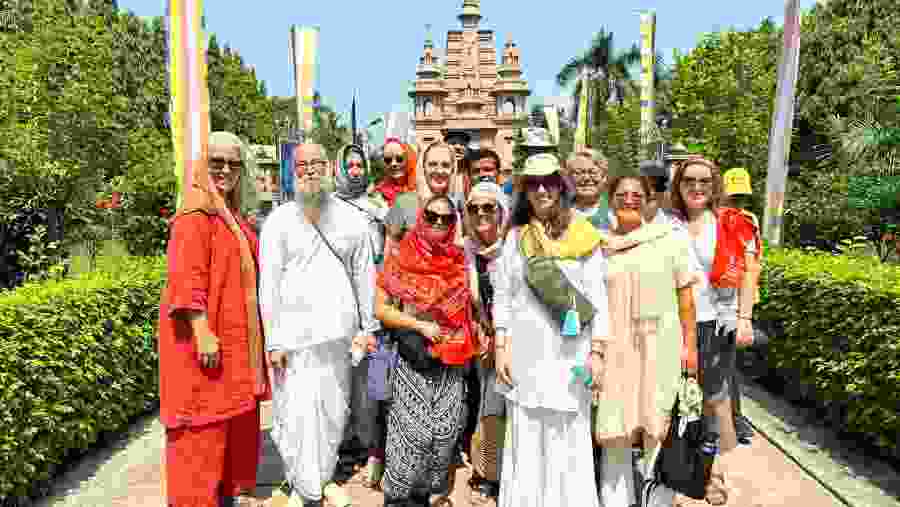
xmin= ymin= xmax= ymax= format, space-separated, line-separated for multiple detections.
xmin=158 ymin=212 xmax=270 ymax=429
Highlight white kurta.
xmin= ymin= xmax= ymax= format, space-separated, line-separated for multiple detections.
xmin=491 ymin=226 xmax=607 ymax=507
xmin=334 ymin=193 xmax=388 ymax=267
xmin=258 ymin=195 xmax=379 ymax=501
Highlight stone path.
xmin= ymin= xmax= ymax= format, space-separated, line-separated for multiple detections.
xmin=34 ymin=384 xmax=891 ymax=507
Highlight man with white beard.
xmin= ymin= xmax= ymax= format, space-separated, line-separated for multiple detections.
xmin=259 ymin=143 xmax=378 ymax=507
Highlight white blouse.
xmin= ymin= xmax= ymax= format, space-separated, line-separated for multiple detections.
xmin=491 ymin=227 xmax=610 ymax=413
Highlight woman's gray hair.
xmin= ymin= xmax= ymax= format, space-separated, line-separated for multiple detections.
xmin=566 ymin=148 xmax=608 ymax=169
xmin=209 ymin=131 xmax=259 ymax=215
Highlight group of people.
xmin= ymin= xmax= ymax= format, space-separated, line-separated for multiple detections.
xmin=158 ymin=130 xmax=763 ymax=507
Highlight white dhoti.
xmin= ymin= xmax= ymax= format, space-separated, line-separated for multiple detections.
xmin=498 ymin=397 xmax=600 ymax=507
xmin=270 ymin=339 xmax=352 ymax=501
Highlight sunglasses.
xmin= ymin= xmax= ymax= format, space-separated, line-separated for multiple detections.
xmin=681 ymin=177 xmax=714 ymax=188
xmin=466 ymin=203 xmax=497 ymax=215
xmin=524 ymin=176 xmax=563 ymax=192
xmin=424 ymin=209 xmax=457 ymax=226
xmin=384 ymin=156 xmax=405 ymax=164
xmin=208 ymin=158 xmax=243 ymax=173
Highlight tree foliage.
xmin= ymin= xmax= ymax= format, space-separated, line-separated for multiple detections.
xmin=0 ymin=0 xmax=275 ymax=269
xmin=797 ymin=0 xmax=900 ymax=131
xmin=664 ymin=13 xmax=890 ymax=243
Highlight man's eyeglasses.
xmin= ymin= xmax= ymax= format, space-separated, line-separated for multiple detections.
xmin=571 ymin=169 xmax=605 ymax=180
xmin=466 ymin=203 xmax=497 ymax=215
xmin=424 ymin=209 xmax=457 ymax=226
xmin=384 ymin=156 xmax=404 ymax=164
xmin=296 ymin=160 xmax=327 ymax=174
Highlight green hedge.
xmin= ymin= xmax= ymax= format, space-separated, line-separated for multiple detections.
xmin=758 ymin=247 xmax=900 ymax=456
xmin=0 ymin=256 xmax=166 ymax=500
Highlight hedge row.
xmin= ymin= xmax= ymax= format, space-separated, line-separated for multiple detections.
xmin=0 ymin=256 xmax=166 ymax=500
xmin=758 ymin=247 xmax=900 ymax=457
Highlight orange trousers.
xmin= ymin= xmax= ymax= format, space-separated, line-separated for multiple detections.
xmin=165 ymin=406 xmax=261 ymax=507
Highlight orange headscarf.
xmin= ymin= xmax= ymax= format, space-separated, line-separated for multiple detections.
xmin=377 ymin=196 xmax=476 ymax=365
xmin=374 ymin=138 xmax=417 ymax=206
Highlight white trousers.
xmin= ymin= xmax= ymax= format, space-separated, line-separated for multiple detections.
xmin=600 ymin=445 xmax=675 ymax=507
xmin=270 ymin=339 xmax=352 ymax=502
xmin=498 ymin=398 xmax=599 ymax=507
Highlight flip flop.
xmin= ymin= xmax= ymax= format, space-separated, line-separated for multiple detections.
xmin=322 ymin=483 xmax=352 ymax=507
xmin=363 ymin=458 xmax=384 ymax=489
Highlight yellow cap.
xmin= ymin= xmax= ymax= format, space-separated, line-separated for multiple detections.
xmin=723 ymin=167 xmax=752 ymax=195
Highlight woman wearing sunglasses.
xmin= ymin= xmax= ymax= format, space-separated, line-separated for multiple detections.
xmin=373 ymin=138 xmax=416 ymax=209
xmin=666 ymin=156 xmax=759 ymax=505
xmin=593 ymin=175 xmax=699 ymax=507
xmin=493 ymin=153 xmax=608 ymax=507
xmin=462 ymin=182 xmax=510 ymax=505
xmin=384 ymin=141 xmax=464 ymax=249
xmin=375 ymin=195 xmax=477 ymax=507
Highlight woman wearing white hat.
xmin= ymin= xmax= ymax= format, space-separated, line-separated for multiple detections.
xmin=493 ymin=153 xmax=608 ymax=507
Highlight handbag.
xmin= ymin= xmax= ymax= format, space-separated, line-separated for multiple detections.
xmin=518 ymin=234 xmax=595 ymax=337
xmin=392 ymin=328 xmax=442 ymax=372
xmin=367 ymin=330 xmax=397 ymax=401
xmin=653 ymin=378 xmax=709 ymax=500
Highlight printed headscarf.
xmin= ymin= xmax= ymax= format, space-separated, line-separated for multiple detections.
xmin=378 ymin=195 xmax=476 ymax=366
xmin=374 ymin=138 xmax=416 ymax=206
xmin=335 ymin=144 xmax=370 ymax=199
xmin=464 ymin=181 xmax=510 ymax=260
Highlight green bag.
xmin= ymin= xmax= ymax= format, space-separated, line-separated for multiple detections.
xmin=519 ymin=238 xmax=596 ymax=336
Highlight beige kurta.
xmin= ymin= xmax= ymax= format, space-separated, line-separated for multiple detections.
xmin=593 ymin=223 xmax=697 ymax=446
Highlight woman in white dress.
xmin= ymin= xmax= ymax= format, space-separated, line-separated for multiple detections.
xmin=493 ymin=153 xmax=608 ymax=507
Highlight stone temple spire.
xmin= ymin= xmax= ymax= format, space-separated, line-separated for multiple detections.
xmin=458 ymin=0 xmax=481 ymax=29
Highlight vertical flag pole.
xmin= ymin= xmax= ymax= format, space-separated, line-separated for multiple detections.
xmin=763 ymin=0 xmax=802 ymax=246
xmin=168 ymin=0 xmax=209 ymax=210
xmin=639 ymin=10 xmax=657 ymax=156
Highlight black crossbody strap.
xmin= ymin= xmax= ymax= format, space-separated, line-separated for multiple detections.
xmin=335 ymin=195 xmax=384 ymax=225
xmin=309 ymin=220 xmax=364 ymax=332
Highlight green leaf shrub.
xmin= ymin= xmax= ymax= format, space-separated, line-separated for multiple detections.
xmin=758 ymin=247 xmax=900 ymax=456
xmin=0 ymin=255 xmax=166 ymax=500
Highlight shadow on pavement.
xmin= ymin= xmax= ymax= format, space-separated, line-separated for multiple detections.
xmin=741 ymin=378 xmax=900 ymax=501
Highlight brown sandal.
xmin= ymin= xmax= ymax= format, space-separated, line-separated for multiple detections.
xmin=705 ymin=471 xmax=729 ymax=506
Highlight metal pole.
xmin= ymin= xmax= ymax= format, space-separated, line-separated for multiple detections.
xmin=763 ymin=0 xmax=801 ymax=246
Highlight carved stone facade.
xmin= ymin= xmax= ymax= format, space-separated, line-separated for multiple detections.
xmin=409 ymin=0 xmax=530 ymax=171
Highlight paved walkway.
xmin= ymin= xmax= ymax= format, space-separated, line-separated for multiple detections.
xmin=34 ymin=396 xmax=855 ymax=507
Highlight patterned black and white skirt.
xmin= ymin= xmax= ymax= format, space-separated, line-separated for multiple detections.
xmin=382 ymin=356 xmax=467 ymax=502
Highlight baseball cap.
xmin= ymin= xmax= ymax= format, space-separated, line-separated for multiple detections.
xmin=723 ymin=168 xmax=752 ymax=196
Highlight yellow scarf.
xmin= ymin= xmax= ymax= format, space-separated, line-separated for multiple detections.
xmin=520 ymin=215 xmax=607 ymax=259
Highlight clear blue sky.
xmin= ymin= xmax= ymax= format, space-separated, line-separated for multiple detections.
xmin=119 ymin=0 xmax=818 ymax=132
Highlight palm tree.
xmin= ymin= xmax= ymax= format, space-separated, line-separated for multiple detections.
xmin=556 ymin=30 xmax=641 ymax=109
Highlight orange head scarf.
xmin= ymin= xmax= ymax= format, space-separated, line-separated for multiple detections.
xmin=377 ymin=195 xmax=476 ymax=365
xmin=374 ymin=138 xmax=417 ymax=206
